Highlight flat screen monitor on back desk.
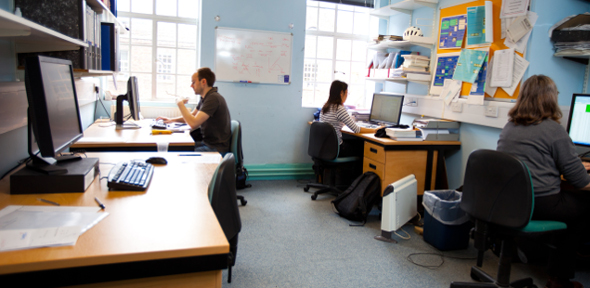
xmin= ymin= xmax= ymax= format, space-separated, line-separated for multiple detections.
xmin=369 ymin=92 xmax=404 ymax=126
xmin=567 ymin=93 xmax=590 ymax=149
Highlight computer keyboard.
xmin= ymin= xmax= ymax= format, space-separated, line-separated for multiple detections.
xmin=357 ymin=122 xmax=379 ymax=128
xmin=151 ymin=120 xmax=167 ymax=130
xmin=107 ymin=160 xmax=154 ymax=191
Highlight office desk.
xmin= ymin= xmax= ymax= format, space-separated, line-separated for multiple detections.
xmin=0 ymin=152 xmax=228 ymax=287
xmin=71 ymin=119 xmax=195 ymax=152
xmin=343 ymin=130 xmax=461 ymax=195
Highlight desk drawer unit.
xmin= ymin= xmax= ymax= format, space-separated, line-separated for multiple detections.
xmin=362 ymin=141 xmax=438 ymax=196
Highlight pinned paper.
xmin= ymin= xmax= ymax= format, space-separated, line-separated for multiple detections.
xmin=441 ymin=79 xmax=463 ymax=106
xmin=501 ymin=53 xmax=529 ymax=97
xmin=507 ymin=15 xmax=533 ymax=43
xmin=490 ymin=48 xmax=515 ymax=88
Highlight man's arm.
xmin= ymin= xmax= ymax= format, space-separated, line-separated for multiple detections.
xmin=177 ymin=99 xmax=209 ymax=129
xmin=157 ymin=107 xmax=197 ymax=123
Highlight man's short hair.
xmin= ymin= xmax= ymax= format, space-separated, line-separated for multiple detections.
xmin=197 ymin=67 xmax=216 ymax=87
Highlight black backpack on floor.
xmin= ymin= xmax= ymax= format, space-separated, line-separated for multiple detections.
xmin=331 ymin=172 xmax=381 ymax=226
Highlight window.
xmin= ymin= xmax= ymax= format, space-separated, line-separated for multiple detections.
xmin=109 ymin=0 xmax=199 ymax=102
xmin=302 ymin=1 xmax=378 ymax=109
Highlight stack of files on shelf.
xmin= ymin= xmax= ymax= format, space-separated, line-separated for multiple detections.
xmin=412 ymin=118 xmax=460 ymax=141
xmin=385 ymin=127 xmax=423 ymax=141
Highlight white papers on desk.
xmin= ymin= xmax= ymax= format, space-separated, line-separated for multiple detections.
xmin=490 ymin=48 xmax=515 ymax=88
xmin=501 ymin=53 xmax=529 ymax=97
xmin=0 ymin=205 xmax=108 ymax=252
xmin=504 ymin=12 xmax=538 ymax=53
xmin=500 ymin=0 xmax=530 ymax=19
xmin=441 ymin=79 xmax=462 ymax=106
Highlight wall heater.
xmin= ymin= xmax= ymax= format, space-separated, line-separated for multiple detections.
xmin=375 ymin=174 xmax=418 ymax=243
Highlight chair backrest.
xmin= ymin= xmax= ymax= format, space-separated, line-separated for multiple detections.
xmin=460 ymin=149 xmax=533 ymax=229
xmin=308 ymin=121 xmax=339 ymax=160
xmin=209 ymin=153 xmax=242 ymax=240
xmin=230 ymin=120 xmax=243 ymax=166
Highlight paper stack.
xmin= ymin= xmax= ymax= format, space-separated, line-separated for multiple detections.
xmin=385 ymin=127 xmax=424 ymax=141
xmin=390 ymin=55 xmax=430 ymax=80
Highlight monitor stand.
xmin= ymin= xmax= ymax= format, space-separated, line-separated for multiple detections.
xmin=26 ymin=155 xmax=68 ymax=175
xmin=116 ymin=121 xmax=141 ymax=130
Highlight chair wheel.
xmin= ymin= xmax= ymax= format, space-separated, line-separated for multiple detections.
xmin=304 ymin=187 xmax=310 ymax=192
xmin=311 ymin=194 xmax=317 ymax=200
xmin=240 ymin=199 xmax=247 ymax=206
xmin=470 ymin=271 xmax=480 ymax=282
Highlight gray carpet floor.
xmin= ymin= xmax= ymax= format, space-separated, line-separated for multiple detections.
xmin=222 ymin=180 xmax=590 ymax=288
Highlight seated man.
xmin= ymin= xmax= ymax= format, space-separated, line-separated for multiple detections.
xmin=157 ymin=67 xmax=231 ymax=154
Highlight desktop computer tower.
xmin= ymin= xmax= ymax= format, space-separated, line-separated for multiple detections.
xmin=10 ymin=158 xmax=99 ymax=194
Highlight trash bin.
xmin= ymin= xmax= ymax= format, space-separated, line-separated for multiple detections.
xmin=422 ymin=190 xmax=471 ymax=251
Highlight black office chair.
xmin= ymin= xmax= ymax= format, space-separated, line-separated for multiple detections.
xmin=208 ymin=153 xmax=242 ymax=283
xmin=450 ymin=150 xmax=566 ymax=288
xmin=230 ymin=120 xmax=250 ymax=206
xmin=303 ymin=121 xmax=361 ymax=200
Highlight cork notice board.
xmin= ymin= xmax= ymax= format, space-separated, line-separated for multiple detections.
xmin=437 ymin=0 xmax=523 ymax=100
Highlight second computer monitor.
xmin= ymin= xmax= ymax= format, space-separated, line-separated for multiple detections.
xmin=566 ymin=93 xmax=590 ymax=148
xmin=369 ymin=93 xmax=404 ymax=126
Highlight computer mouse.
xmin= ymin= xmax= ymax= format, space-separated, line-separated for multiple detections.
xmin=146 ymin=157 xmax=167 ymax=165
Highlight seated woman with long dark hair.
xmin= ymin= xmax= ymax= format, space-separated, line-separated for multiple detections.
xmin=320 ymin=80 xmax=381 ymax=157
xmin=497 ymin=74 xmax=590 ymax=288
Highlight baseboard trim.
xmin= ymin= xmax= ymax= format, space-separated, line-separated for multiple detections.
xmin=245 ymin=163 xmax=314 ymax=181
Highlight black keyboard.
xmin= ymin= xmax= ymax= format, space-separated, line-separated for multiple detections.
xmin=151 ymin=120 xmax=167 ymax=130
xmin=107 ymin=160 xmax=154 ymax=191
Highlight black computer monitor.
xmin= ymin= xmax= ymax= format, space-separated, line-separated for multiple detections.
xmin=115 ymin=76 xmax=141 ymax=129
xmin=369 ymin=92 xmax=405 ymax=126
xmin=24 ymin=56 xmax=84 ymax=173
xmin=566 ymin=93 xmax=590 ymax=148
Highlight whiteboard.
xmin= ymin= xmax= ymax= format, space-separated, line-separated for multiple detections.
xmin=215 ymin=27 xmax=292 ymax=84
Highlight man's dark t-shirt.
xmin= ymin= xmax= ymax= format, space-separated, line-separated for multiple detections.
xmin=194 ymin=87 xmax=231 ymax=153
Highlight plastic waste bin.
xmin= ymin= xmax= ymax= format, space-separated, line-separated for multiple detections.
xmin=422 ymin=190 xmax=471 ymax=251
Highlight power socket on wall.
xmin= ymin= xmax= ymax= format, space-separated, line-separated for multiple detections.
xmin=484 ymin=106 xmax=498 ymax=118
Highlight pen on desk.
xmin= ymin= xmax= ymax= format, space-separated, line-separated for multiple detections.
xmin=94 ymin=197 xmax=106 ymax=210
xmin=178 ymin=154 xmax=202 ymax=156
xmin=37 ymin=198 xmax=60 ymax=206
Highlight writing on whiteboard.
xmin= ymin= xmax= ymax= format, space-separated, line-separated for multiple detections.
xmin=215 ymin=28 xmax=292 ymax=84
xmin=218 ymin=36 xmax=289 ymax=77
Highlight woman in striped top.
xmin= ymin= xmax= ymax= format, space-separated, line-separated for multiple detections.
xmin=320 ymin=80 xmax=381 ymax=157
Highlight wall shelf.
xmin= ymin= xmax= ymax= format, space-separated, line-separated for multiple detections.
xmin=0 ymin=9 xmax=87 ymax=53
xmin=554 ymin=52 xmax=589 ymax=65
xmin=368 ymin=36 xmax=434 ymax=50
xmin=73 ymin=69 xmax=114 ymax=78
xmin=366 ymin=77 xmax=429 ymax=85
xmin=371 ymin=0 xmax=438 ymax=18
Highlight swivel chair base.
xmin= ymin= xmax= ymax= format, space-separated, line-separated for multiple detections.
xmin=237 ymin=195 xmax=247 ymax=206
xmin=450 ymin=266 xmax=536 ymax=288
xmin=303 ymin=183 xmax=342 ymax=200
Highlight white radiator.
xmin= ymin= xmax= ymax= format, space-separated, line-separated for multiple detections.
xmin=375 ymin=174 xmax=418 ymax=243
xmin=109 ymin=105 xmax=181 ymax=119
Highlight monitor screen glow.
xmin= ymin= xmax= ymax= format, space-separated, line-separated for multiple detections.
xmin=567 ymin=93 xmax=590 ymax=148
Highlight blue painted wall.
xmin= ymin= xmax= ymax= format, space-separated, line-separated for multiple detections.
xmin=201 ymin=0 xmax=314 ymax=166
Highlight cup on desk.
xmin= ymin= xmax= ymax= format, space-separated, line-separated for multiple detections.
xmin=157 ymin=141 xmax=169 ymax=153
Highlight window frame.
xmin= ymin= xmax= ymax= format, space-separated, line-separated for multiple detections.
xmin=302 ymin=1 xmax=376 ymax=109
xmin=116 ymin=0 xmax=199 ymax=102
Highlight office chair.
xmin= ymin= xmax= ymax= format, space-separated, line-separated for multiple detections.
xmin=303 ymin=121 xmax=361 ymax=200
xmin=208 ymin=153 xmax=242 ymax=283
xmin=450 ymin=150 xmax=566 ymax=288
xmin=231 ymin=120 xmax=249 ymax=206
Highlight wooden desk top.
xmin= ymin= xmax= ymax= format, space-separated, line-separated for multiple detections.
xmin=342 ymin=129 xmax=461 ymax=147
xmin=0 ymin=152 xmax=227 ymax=275
xmin=71 ymin=119 xmax=195 ymax=149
